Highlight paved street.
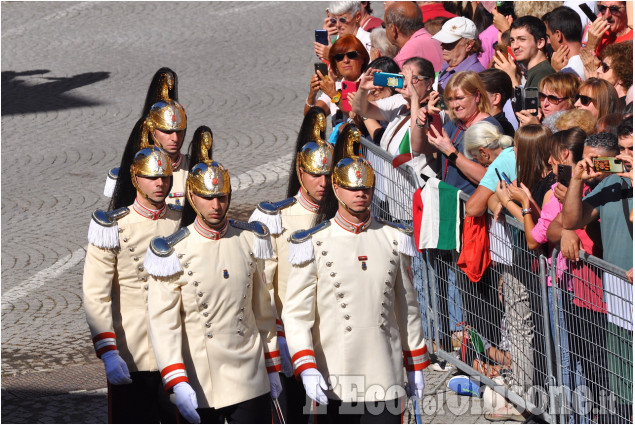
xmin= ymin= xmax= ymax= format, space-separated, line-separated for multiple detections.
xmin=1 ymin=2 xmax=513 ymax=423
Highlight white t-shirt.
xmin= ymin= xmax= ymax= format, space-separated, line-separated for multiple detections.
xmin=561 ymin=55 xmax=586 ymax=81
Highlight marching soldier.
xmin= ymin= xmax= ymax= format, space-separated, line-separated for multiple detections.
xmin=249 ymin=106 xmax=335 ymax=423
xmin=282 ymin=127 xmax=429 ymax=423
xmin=143 ymin=154 xmax=282 ymax=424
xmin=83 ymin=147 xmax=181 ymax=423
xmin=105 ymin=68 xmax=189 ymax=208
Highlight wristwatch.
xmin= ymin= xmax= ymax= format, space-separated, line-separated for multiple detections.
xmin=447 ymin=149 xmax=459 ymax=163
xmin=331 ymin=91 xmax=342 ymax=103
xmin=521 ymin=208 xmax=532 ymax=216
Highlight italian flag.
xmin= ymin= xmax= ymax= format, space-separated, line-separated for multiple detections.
xmin=415 ymin=178 xmax=462 ymax=251
xmin=391 ymin=128 xmax=413 ymax=168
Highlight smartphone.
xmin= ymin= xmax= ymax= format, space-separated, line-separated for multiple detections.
xmin=437 ymin=94 xmax=446 ymax=110
xmin=429 ymin=113 xmax=443 ymax=135
xmin=315 ymin=29 xmax=329 ymax=46
xmin=506 ymin=45 xmax=516 ymax=62
xmin=341 ymin=80 xmax=359 ymax=112
xmin=557 ymin=164 xmax=572 ymax=187
xmin=524 ymin=87 xmax=539 ymax=116
xmin=593 ymin=157 xmax=624 ymax=173
xmin=512 ymin=87 xmax=524 ymax=113
xmin=373 ymin=72 xmax=404 ymax=89
xmin=579 ymin=3 xmax=598 ymax=23
xmin=501 ymin=171 xmax=513 ymax=185
xmin=495 ymin=168 xmax=503 ymax=181
xmin=314 ymin=62 xmax=328 ymax=78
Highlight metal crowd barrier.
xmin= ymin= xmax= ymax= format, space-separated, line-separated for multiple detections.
xmin=359 ymin=136 xmax=633 ymax=424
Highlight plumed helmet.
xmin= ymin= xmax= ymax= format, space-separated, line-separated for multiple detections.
xmin=297 ymin=140 xmax=334 ymax=176
xmin=186 ymin=161 xmax=231 ymax=199
xmin=130 ymin=147 xmax=173 ymax=198
xmin=332 ymin=125 xmax=374 ymax=190
xmin=146 ymin=100 xmax=187 ymax=132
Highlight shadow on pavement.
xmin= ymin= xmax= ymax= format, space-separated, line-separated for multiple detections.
xmin=2 ymin=69 xmax=110 ymax=116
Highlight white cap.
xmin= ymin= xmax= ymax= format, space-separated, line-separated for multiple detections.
xmin=432 ymin=17 xmax=477 ymax=44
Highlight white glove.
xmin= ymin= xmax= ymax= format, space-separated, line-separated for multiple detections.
xmin=173 ymin=382 xmax=201 ymax=424
xmin=300 ymin=368 xmax=329 ymax=405
xmin=101 ymin=350 xmax=132 ymax=385
xmin=269 ymin=371 xmax=283 ymax=399
xmin=407 ymin=370 xmax=425 ymax=399
xmin=278 ymin=336 xmax=294 ymax=378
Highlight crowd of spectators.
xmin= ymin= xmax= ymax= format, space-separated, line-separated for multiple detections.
xmin=305 ymin=1 xmax=632 ymax=422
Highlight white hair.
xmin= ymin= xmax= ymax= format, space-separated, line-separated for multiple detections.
xmin=329 ymin=1 xmax=362 ymax=15
xmin=369 ymin=27 xmax=399 ymax=58
xmin=463 ymin=121 xmax=513 ymax=159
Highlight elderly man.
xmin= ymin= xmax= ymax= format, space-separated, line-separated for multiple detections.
xmin=315 ymin=1 xmax=372 ymax=61
xmin=433 ymin=17 xmax=485 ymax=89
xmin=384 ymin=1 xmax=443 ymax=71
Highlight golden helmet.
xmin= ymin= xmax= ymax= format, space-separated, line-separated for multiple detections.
xmin=332 ymin=125 xmax=374 ymax=190
xmin=130 ymin=147 xmax=173 ymax=197
xmin=296 ymin=139 xmax=334 ymax=177
xmin=186 ymin=161 xmax=231 ymax=200
xmin=147 ymin=100 xmax=187 ymax=132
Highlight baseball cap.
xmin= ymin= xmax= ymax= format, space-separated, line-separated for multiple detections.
xmin=432 ymin=17 xmax=477 ymax=44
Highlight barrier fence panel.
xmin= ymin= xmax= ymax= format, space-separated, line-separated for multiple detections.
xmin=550 ymin=248 xmax=632 ymax=424
xmin=359 ymin=137 xmax=632 ymax=424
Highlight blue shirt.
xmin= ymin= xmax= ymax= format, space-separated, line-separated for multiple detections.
xmin=442 ymin=116 xmax=503 ymax=195
xmin=479 ymin=147 xmax=517 ymax=192
xmin=438 ymin=54 xmax=485 ymax=89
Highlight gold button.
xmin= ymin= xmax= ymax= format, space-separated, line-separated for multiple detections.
xmin=207 ymin=332 xmax=213 ymax=338
xmin=202 ymin=303 xmax=208 ymax=308
xmin=385 ymin=280 xmax=390 ymax=285
xmin=183 ymin=262 xmax=189 ymax=268
xmin=129 ymin=247 xmax=134 ymax=252
xmin=122 ymin=238 xmax=128 ymax=242
xmin=345 ymin=326 xmax=352 ymax=332
xmin=205 ymin=322 xmax=211 ymax=328
xmin=344 ymin=314 xmax=350 ymax=320
xmin=326 ymin=262 xmax=332 ymax=267
xmin=144 ymin=285 xmax=148 ymax=290
xmin=178 ymin=254 xmax=184 ymax=259
xmin=188 ymin=271 xmax=193 ymax=276
xmin=340 ymin=303 xmax=347 ymax=308
xmin=198 ymin=292 xmax=203 ymax=297
xmin=138 ymin=266 xmax=144 ymax=272
xmin=247 ymin=273 xmax=251 ymax=277
xmin=203 ymin=312 xmax=209 ymax=317
xmin=334 ymin=282 xmax=340 ymax=288
xmin=338 ymin=293 xmax=344 ymax=298
xmin=393 ymin=241 xmax=398 ymax=246
xmin=141 ymin=276 xmax=147 ymax=281
xmin=316 ymin=241 xmax=322 ymax=246
xmin=119 ymin=229 xmax=123 ymax=233
xmin=193 ymin=281 xmax=199 ymax=287
xmin=330 ymin=272 xmax=335 ymax=277
xmin=133 ymin=257 xmax=139 ymax=261
xmin=249 ymin=262 xmax=253 ymax=266
xmin=322 ymin=251 xmax=327 ymax=256
xmin=392 ymin=250 xmax=398 ymax=256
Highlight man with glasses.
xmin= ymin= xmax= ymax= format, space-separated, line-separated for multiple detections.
xmin=542 ymin=6 xmax=586 ymax=80
xmin=432 ymin=17 xmax=485 ymax=90
xmin=315 ymin=1 xmax=372 ymax=61
xmin=384 ymin=1 xmax=443 ymax=72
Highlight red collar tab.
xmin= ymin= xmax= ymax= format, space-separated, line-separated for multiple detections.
xmin=297 ymin=190 xmax=319 ymax=213
xmin=133 ymin=198 xmax=167 ymax=220
xmin=194 ymin=216 xmax=228 ymax=240
xmin=334 ymin=211 xmax=371 ymax=234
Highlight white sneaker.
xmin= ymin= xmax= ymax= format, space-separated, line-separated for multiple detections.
xmin=431 ymin=361 xmax=452 ymax=372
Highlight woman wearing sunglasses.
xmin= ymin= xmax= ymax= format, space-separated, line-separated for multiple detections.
xmin=315 ymin=1 xmax=372 ymax=62
xmin=514 ymin=73 xmax=580 ymax=128
xmin=597 ymin=40 xmax=632 ymax=107
xmin=574 ymin=77 xmax=622 ymax=119
xmin=306 ymin=35 xmax=370 ymax=126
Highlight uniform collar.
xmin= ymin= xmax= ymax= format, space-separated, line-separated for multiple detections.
xmin=194 ymin=216 xmax=228 ymax=240
xmin=334 ymin=211 xmax=371 ymax=234
xmin=297 ymin=190 xmax=319 ymax=213
xmin=172 ymin=153 xmax=183 ymax=170
xmin=133 ymin=198 xmax=167 ymax=220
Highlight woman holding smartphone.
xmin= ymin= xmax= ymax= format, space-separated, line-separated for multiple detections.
xmin=305 ymin=34 xmax=369 ymax=127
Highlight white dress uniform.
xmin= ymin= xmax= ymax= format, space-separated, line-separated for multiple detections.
xmin=83 ymin=199 xmax=181 ymax=370
xmin=166 ymin=153 xmax=189 ymax=207
xmin=144 ymin=217 xmax=281 ymax=409
xmin=282 ymin=212 xmax=430 ymax=402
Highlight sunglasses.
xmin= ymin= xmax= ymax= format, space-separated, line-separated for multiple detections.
xmin=333 ymin=50 xmax=359 ymax=62
xmin=539 ymin=92 xmax=569 ymax=105
xmin=598 ymin=5 xmax=624 ymax=14
xmin=575 ymin=94 xmax=595 ymax=106
xmin=600 ymin=61 xmax=611 ymax=73
xmin=329 ymin=16 xmax=351 ymax=25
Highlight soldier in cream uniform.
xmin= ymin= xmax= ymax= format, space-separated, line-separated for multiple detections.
xmin=249 ymin=107 xmax=334 ymax=423
xmin=282 ymin=132 xmax=429 ymax=423
xmin=83 ymin=147 xmax=181 ymax=423
xmin=104 ymin=68 xmax=189 ymax=208
xmin=144 ymin=158 xmax=281 ymax=424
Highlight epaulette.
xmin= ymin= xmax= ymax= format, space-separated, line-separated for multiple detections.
xmin=144 ymin=228 xmax=190 ymax=277
xmin=375 ymin=216 xmax=418 ymax=257
xmin=248 ymin=197 xmax=297 ymax=236
xmin=229 ymin=219 xmax=273 ymax=260
xmin=87 ymin=207 xmax=130 ymax=249
xmin=168 ymin=203 xmax=183 ymax=212
xmin=103 ymin=167 xmax=119 ymax=198
xmin=288 ymin=220 xmax=330 ymax=266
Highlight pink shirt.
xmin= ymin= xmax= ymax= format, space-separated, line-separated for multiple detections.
xmin=393 ymin=28 xmax=443 ymax=73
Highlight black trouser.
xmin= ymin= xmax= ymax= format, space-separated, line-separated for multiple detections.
xmin=273 ymin=373 xmax=311 ymax=424
xmin=316 ymin=398 xmax=403 ymax=424
xmin=110 ymin=370 xmax=177 ymax=424
xmin=195 ymin=393 xmax=271 ymax=424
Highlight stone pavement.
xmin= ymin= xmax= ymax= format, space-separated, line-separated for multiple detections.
xmin=1 ymin=2 xmax=516 ymax=423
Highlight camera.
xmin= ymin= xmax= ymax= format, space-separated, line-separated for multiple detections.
xmin=512 ymin=87 xmax=539 ymax=116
